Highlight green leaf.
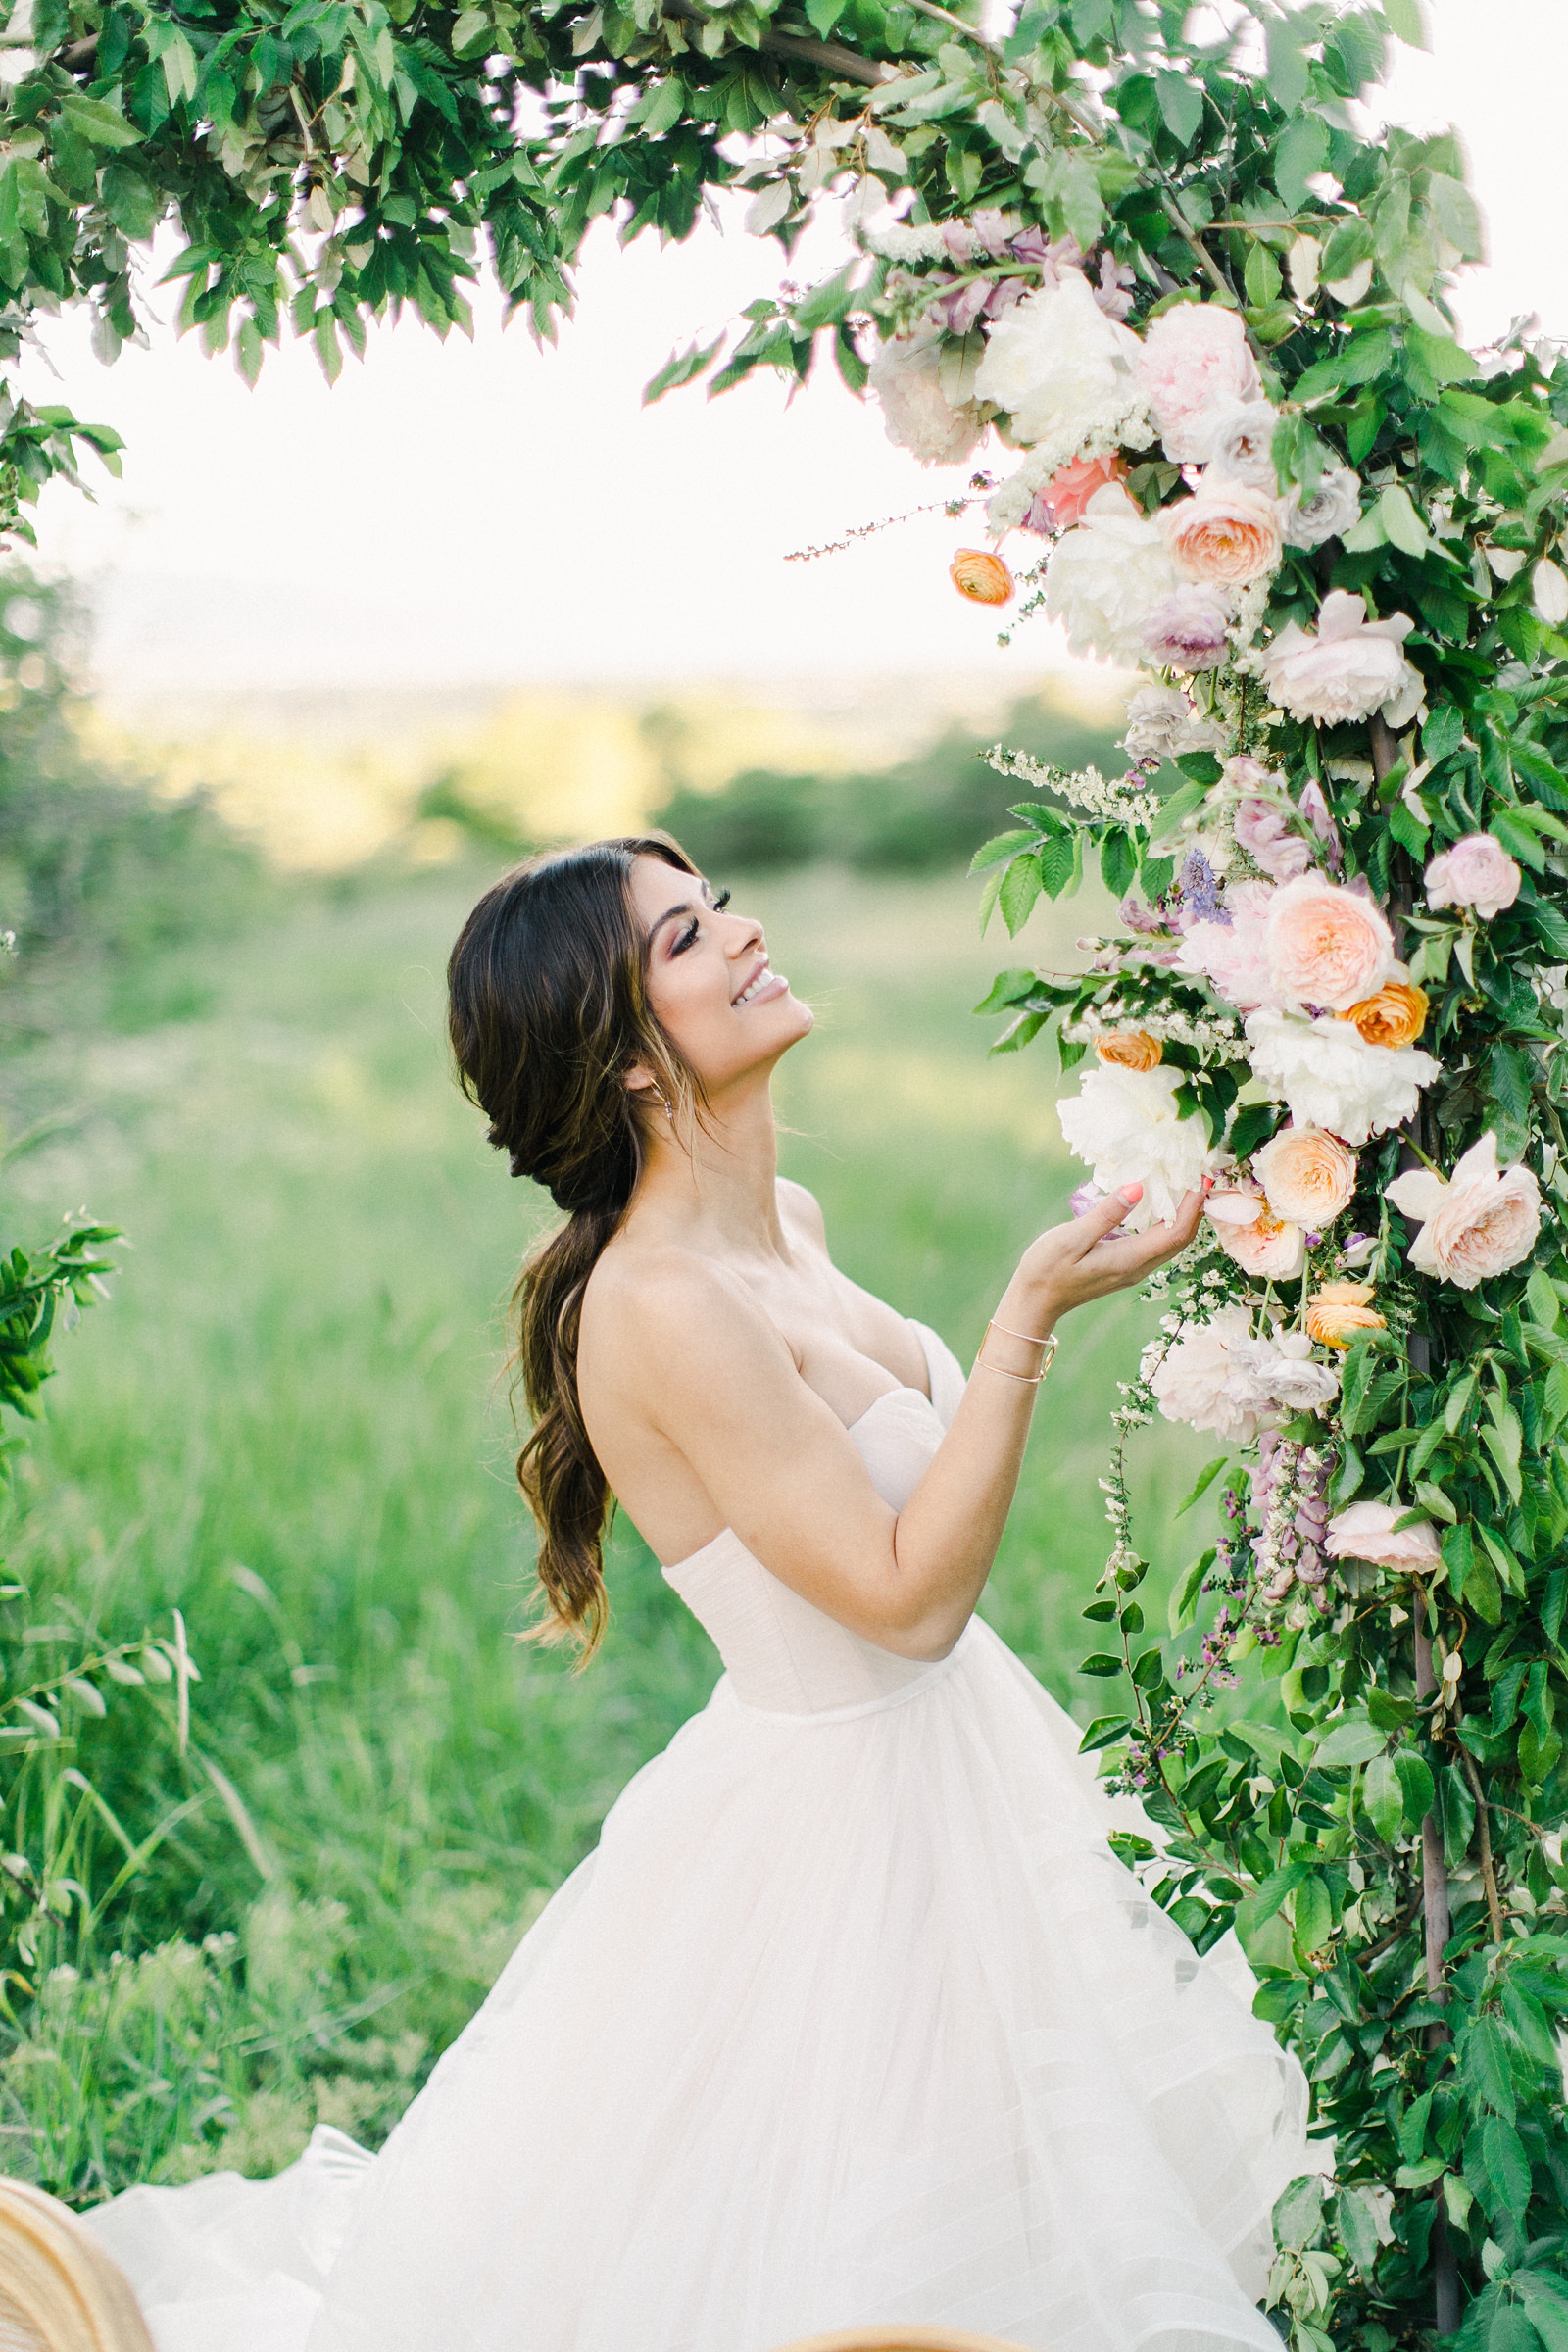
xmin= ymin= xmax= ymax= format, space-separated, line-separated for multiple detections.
xmin=1316 ymin=1714 xmax=1386 ymax=1767
xmin=1174 ymin=1457 xmax=1229 ymax=1521
xmin=1273 ymin=2172 xmax=1325 ymax=2254
xmin=98 ymin=161 xmax=161 ymax=240
xmin=1364 ymin=1752 xmax=1406 ymax=1841
xmin=1079 ymin=1652 xmax=1125 ymax=1677
xmin=1427 ymin=171 xmax=1486 ymax=263
xmin=1169 ymin=1546 xmax=1216 ymax=1635
xmin=638 ymin=76 xmax=686 ymax=136
xmin=1292 ymin=1873 xmax=1333 ymax=1960
xmin=1394 ymin=1751 xmax=1435 ymax=1825
xmin=1000 ymin=853 xmax=1044 ymax=937
xmin=642 ymin=336 xmax=723 ymax=405
xmin=1382 ymin=0 xmax=1427 ymax=44
xmin=1405 ymin=323 xmax=1479 ymax=384
xmin=1517 ymin=2278 xmax=1568 ymax=2352
xmin=57 ymin=94 xmax=144 ymax=150
xmin=1100 ymin=829 xmax=1138 ymax=900
xmin=1482 ymin=2116 xmax=1533 ymax=2216
xmin=1079 ymin=1713 xmax=1132 ymax=1752
xmin=1378 ymin=481 xmax=1430 ymax=555
xmin=1153 ymin=71 xmax=1202 ymax=148
xmin=804 ymin=0 xmax=849 ymax=32
xmin=1274 ymin=116 xmax=1328 ymax=213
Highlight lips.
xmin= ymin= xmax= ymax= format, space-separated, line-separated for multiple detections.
xmin=732 ymin=962 xmax=789 ymax=1008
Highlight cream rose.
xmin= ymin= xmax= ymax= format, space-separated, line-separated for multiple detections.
xmin=1192 ymin=400 xmax=1280 ymax=489
xmin=972 ymin=269 xmax=1146 ymax=456
xmin=1258 ymin=591 xmax=1425 ymax=728
xmin=1423 ymin=833 xmax=1522 ymax=920
xmin=1161 ymin=478 xmax=1283 ymax=586
xmin=1264 ymin=874 xmax=1396 ymax=1012
xmin=1045 ymin=484 xmax=1182 ymax=665
xmin=1137 ymin=302 xmax=1262 ymax=463
xmin=1281 ymin=466 xmax=1362 ymax=549
xmin=1245 ymin=1009 xmax=1440 ymax=1146
xmin=1204 ymin=1187 xmax=1306 ymax=1280
xmin=1056 ymin=1061 xmax=1210 ymax=1231
xmin=1254 ymin=1126 xmax=1357 ymax=1227
xmin=1386 ymin=1132 xmax=1542 ymax=1290
xmin=1325 ymin=1500 xmax=1442 ymax=1570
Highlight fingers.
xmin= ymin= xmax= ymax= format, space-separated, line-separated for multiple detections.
xmin=1070 ymin=1181 xmax=1144 ymax=1254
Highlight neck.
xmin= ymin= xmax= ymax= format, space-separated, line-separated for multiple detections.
xmin=632 ymin=1070 xmax=786 ymax=1254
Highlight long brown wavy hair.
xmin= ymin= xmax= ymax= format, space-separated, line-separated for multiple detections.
xmin=447 ymin=836 xmax=701 ymax=1660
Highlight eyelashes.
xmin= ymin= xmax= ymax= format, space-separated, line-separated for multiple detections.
xmin=670 ymin=887 xmax=731 ymax=956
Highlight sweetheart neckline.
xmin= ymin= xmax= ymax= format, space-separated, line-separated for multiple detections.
xmin=662 ymin=1381 xmax=942 ymax=1581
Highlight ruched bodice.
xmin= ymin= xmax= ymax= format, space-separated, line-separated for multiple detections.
xmin=662 ymin=1319 xmax=971 ymax=1718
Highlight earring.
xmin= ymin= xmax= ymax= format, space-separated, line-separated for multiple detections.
xmin=660 ymin=1092 xmax=675 ymax=1121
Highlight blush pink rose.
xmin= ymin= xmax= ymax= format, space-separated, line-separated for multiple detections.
xmin=1264 ymin=873 xmax=1396 ymax=1012
xmin=1325 ymin=1500 xmax=1442 ymax=1570
xmin=1161 ymin=478 xmax=1283 ymax=586
xmin=1174 ymin=878 xmax=1277 ymax=1011
xmin=1423 ymin=832 xmax=1522 ymax=920
xmin=1137 ymin=302 xmax=1262 ymax=464
xmin=1386 ymin=1132 xmax=1542 ymax=1290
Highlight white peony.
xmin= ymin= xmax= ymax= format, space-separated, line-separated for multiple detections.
xmin=867 ymin=329 xmax=983 ymax=466
xmin=973 ymin=268 xmax=1147 ymax=464
xmin=1245 ymin=1008 xmax=1441 ymax=1146
xmin=1045 ymin=484 xmax=1182 ymax=664
xmin=1282 ymin=466 xmax=1362 ymax=549
xmin=1151 ymin=1309 xmax=1338 ymax=1442
xmin=1258 ymin=590 xmax=1425 ymax=728
xmin=1056 ymin=1061 xmax=1210 ymax=1230
xmin=1387 ymin=1132 xmax=1542 ymax=1290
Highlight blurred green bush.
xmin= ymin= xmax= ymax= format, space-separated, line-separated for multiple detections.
xmin=0 ymin=573 xmax=267 ymax=1041
xmin=652 ymin=692 xmax=1123 ymax=876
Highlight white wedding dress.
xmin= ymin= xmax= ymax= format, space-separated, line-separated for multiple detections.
xmin=87 ymin=1321 xmax=1307 ymax=2352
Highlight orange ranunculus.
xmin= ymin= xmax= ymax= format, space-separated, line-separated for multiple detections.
xmin=1341 ymin=978 xmax=1430 ymax=1050
xmin=1304 ymin=1280 xmax=1387 ymax=1348
xmin=1095 ymin=1028 xmax=1163 ymax=1072
xmin=951 ymin=548 xmax=1014 ymax=606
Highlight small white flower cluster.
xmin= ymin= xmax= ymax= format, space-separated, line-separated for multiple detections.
xmin=1061 ymin=1000 xmax=1246 ymax=1060
xmin=984 ymin=744 xmax=1152 ymax=824
xmin=986 ymin=404 xmax=1152 ymax=534
xmin=863 ymin=220 xmax=954 ymax=265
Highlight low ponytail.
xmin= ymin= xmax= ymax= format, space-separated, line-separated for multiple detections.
xmin=512 ymin=1204 xmax=621 ymax=1656
xmin=446 ymin=836 xmax=700 ymax=1661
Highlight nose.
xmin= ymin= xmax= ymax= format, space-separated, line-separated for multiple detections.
xmin=724 ymin=905 xmax=765 ymax=959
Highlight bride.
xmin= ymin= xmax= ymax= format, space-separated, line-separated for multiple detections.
xmin=88 ymin=835 xmax=1307 ymax=2352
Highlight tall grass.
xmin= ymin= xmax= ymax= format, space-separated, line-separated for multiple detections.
xmin=0 ymin=859 xmax=1214 ymax=2198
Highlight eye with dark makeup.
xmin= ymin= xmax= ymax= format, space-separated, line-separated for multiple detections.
xmin=670 ymin=886 xmax=730 ymax=956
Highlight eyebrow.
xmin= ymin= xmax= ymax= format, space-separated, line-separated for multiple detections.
xmin=646 ymin=900 xmax=697 ymax=947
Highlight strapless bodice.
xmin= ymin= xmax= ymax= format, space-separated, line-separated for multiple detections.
xmin=662 ymin=1320 xmax=970 ymax=1718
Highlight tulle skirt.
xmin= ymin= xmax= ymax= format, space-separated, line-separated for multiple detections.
xmin=87 ymin=1619 xmax=1307 ymax=2352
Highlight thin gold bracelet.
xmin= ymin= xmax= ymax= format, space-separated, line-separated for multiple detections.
xmin=974 ymin=1321 xmax=1059 ymax=1384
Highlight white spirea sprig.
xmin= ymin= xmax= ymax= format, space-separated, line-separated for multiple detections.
xmin=1061 ymin=1000 xmax=1248 ymax=1059
xmin=985 ymin=745 xmax=1153 ymax=824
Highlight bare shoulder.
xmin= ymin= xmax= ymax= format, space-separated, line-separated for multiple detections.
xmin=776 ymin=1175 xmax=828 ymax=1250
xmin=579 ymin=1232 xmax=793 ymax=1400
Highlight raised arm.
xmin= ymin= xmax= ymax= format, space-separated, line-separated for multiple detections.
xmin=596 ymin=1181 xmax=1207 ymax=1661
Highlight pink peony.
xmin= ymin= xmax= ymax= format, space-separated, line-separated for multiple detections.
xmin=1161 ymin=478 xmax=1284 ymax=586
xmin=1325 ymin=1500 xmax=1442 ymax=1570
xmin=1137 ymin=302 xmax=1262 ymax=464
xmin=1386 ymin=1133 xmax=1542 ymax=1290
xmin=1258 ymin=591 xmax=1424 ymax=728
xmin=1423 ymin=833 xmax=1522 ymax=920
xmin=1141 ymin=585 xmax=1230 ymax=670
xmin=1264 ymin=874 xmax=1396 ymax=1012
xmin=1174 ymin=878 xmax=1277 ymax=1011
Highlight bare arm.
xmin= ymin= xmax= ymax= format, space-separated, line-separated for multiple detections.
xmin=607 ymin=1182 xmax=1206 ymax=1660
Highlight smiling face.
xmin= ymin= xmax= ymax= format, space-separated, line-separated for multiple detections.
xmin=629 ymin=853 xmax=813 ymax=1099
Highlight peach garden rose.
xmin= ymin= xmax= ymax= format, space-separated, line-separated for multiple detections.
xmin=1204 ymin=1186 xmax=1306 ymax=1281
xmin=1264 ymin=874 xmax=1396 ymax=1012
xmin=1254 ymin=1126 xmax=1357 ymax=1228
xmin=1304 ymin=1282 xmax=1386 ymax=1348
xmin=1094 ymin=1029 xmax=1162 ymax=1072
xmin=1341 ymin=979 xmax=1429 ymax=1051
xmin=1161 ymin=478 xmax=1283 ymax=587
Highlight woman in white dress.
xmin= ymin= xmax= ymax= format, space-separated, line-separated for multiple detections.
xmin=87 ymin=835 xmax=1307 ymax=2352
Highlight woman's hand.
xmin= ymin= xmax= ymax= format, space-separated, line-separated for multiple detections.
xmin=1011 ymin=1179 xmax=1211 ymax=1332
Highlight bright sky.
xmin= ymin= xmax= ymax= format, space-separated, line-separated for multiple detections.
xmin=24 ymin=0 xmax=1567 ymax=694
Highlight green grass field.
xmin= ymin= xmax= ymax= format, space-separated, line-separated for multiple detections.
xmin=0 ymin=858 xmax=1217 ymax=2196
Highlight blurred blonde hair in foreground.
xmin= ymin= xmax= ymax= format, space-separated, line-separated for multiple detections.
xmin=0 ymin=2180 xmax=154 ymax=2352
